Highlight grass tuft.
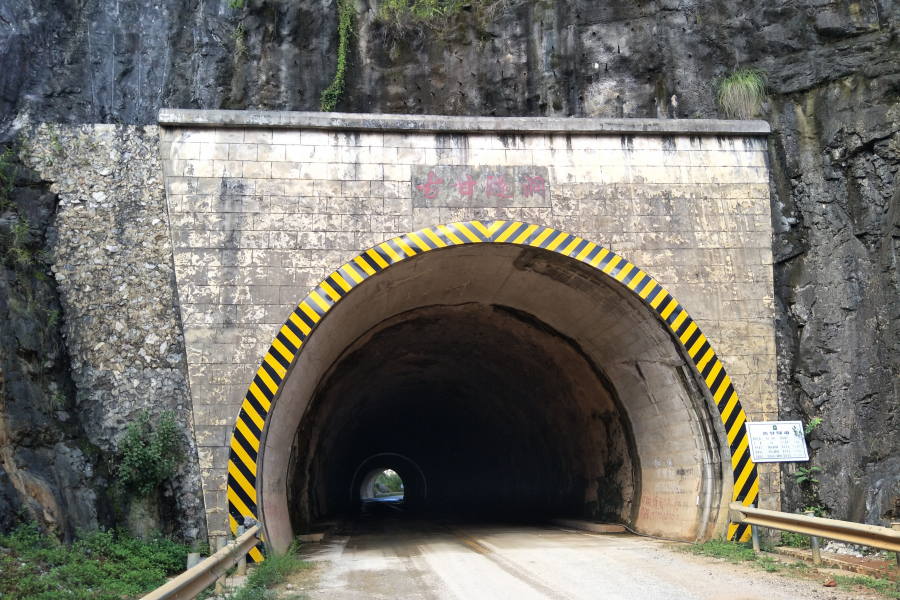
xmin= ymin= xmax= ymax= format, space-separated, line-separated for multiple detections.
xmin=715 ymin=68 xmax=768 ymax=119
xmin=227 ymin=540 xmax=313 ymax=600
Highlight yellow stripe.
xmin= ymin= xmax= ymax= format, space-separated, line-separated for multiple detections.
xmin=705 ymin=360 xmax=723 ymax=388
xmin=365 ymin=248 xmax=389 ymax=269
xmin=695 ymin=347 xmax=715 ymax=373
xmin=714 ymin=375 xmax=733 ymax=402
xmin=319 ymin=281 xmax=341 ymax=302
xmin=227 ymin=487 xmax=253 ymax=517
xmin=495 ymin=222 xmax=522 ymax=243
xmin=331 ymin=271 xmax=353 ymax=292
xmin=639 ymin=280 xmax=657 ymax=299
xmin=576 ymin=242 xmax=597 ymax=262
xmin=341 ymin=263 xmax=365 ymax=284
xmin=512 ymin=224 xmax=539 ymax=244
xmin=379 ymin=242 xmax=403 ymax=263
xmin=299 ymin=302 xmax=321 ymax=324
xmin=394 ymin=236 xmax=417 ymax=257
xmin=241 ymin=402 xmax=265 ymax=432
xmin=727 ymin=410 xmax=746 ymax=446
xmin=289 ymin=312 xmax=312 ymax=336
xmin=229 ymin=514 xmax=238 ymax=534
xmin=248 ymin=383 xmax=272 ymax=412
xmin=280 ymin=323 xmax=303 ymax=349
xmin=249 ymin=547 xmax=264 ymax=562
xmin=264 ymin=353 xmax=287 ymax=379
xmin=437 ymin=224 xmax=465 ymax=245
xmin=229 ymin=461 xmax=257 ymax=500
xmin=309 ymin=291 xmax=331 ymax=312
xmin=741 ymin=480 xmax=760 ymax=506
xmin=730 ymin=435 xmax=749 ymax=470
xmin=660 ymin=299 xmax=679 ymax=320
xmin=688 ymin=333 xmax=708 ymax=358
xmin=471 ymin=221 xmax=491 ymax=237
xmin=486 ymin=220 xmax=506 ymax=236
xmin=231 ymin=434 xmax=258 ymax=471
xmin=719 ymin=391 xmax=739 ymax=425
xmin=546 ymin=231 xmax=568 ymax=251
xmin=423 ymin=227 xmax=448 ymax=248
xmin=602 ymin=255 xmax=621 ymax=274
xmin=733 ymin=457 xmax=755 ymax=495
xmin=454 ymin=222 xmax=482 ymax=243
xmin=615 ymin=262 xmax=634 ymax=282
xmin=589 ymin=247 xmax=609 ymax=267
xmin=354 ymin=255 xmax=377 ymax=275
xmin=627 ymin=271 xmax=646 ymax=290
xmin=670 ymin=310 xmax=688 ymax=332
xmin=649 ymin=288 xmax=669 ymax=308
xmin=679 ymin=322 xmax=698 ymax=344
xmin=236 ymin=419 xmax=260 ymax=451
xmin=256 ymin=366 xmax=279 ymax=394
xmin=530 ymin=227 xmax=555 ymax=247
xmin=407 ymin=232 xmax=433 ymax=252
xmin=561 ymin=237 xmax=583 ymax=256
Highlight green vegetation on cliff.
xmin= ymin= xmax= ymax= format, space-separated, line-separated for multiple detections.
xmin=321 ymin=0 xmax=356 ymax=112
xmin=0 ymin=523 xmax=198 ymax=599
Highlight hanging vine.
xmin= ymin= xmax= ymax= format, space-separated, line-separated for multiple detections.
xmin=321 ymin=0 xmax=356 ymax=112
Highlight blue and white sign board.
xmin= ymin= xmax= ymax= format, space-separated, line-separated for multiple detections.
xmin=746 ymin=421 xmax=810 ymax=463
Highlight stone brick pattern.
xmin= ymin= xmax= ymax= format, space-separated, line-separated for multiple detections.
xmin=25 ymin=124 xmax=207 ymax=541
xmin=159 ymin=124 xmax=778 ymax=536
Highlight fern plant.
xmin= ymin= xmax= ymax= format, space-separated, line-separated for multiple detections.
xmin=794 ymin=465 xmax=822 ymax=485
xmin=118 ymin=411 xmax=185 ymax=496
xmin=715 ymin=68 xmax=768 ymax=119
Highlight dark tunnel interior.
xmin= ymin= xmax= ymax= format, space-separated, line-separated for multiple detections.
xmin=286 ymin=302 xmax=638 ymax=531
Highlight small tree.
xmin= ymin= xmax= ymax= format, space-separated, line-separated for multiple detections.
xmin=118 ymin=411 xmax=185 ymax=496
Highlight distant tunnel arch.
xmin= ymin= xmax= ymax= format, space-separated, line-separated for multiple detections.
xmin=225 ymin=221 xmax=758 ymax=554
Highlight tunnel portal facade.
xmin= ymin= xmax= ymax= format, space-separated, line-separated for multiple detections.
xmin=158 ymin=111 xmax=776 ymax=555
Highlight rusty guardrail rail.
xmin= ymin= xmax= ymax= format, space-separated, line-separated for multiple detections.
xmin=729 ymin=502 xmax=900 ymax=566
xmin=142 ymin=525 xmax=261 ymax=600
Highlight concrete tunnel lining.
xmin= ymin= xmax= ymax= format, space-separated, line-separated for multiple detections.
xmin=246 ymin=237 xmax=742 ymax=552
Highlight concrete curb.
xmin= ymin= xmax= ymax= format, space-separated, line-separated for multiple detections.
xmin=551 ymin=519 xmax=627 ymax=533
xmin=158 ymin=109 xmax=771 ymax=135
xmin=775 ymin=546 xmax=898 ymax=578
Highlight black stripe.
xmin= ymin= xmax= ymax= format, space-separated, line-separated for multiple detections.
xmin=733 ymin=523 xmax=748 ymax=541
xmin=428 ymin=226 xmax=453 ymax=247
xmin=358 ymin=251 xmax=384 ymax=274
xmin=385 ymin=237 xmax=413 ymax=258
xmin=708 ymin=368 xmax=728 ymax=398
xmin=724 ymin=399 xmax=742 ymax=435
xmin=729 ymin=422 xmax=748 ymax=454
xmin=229 ymin=473 xmax=258 ymax=512
xmin=548 ymin=234 xmax=573 ymax=252
xmin=260 ymin=361 xmax=283 ymax=386
xmin=596 ymin=250 xmax=616 ymax=270
xmin=736 ymin=466 xmax=758 ymax=502
xmin=409 ymin=232 xmax=438 ymax=251
xmin=620 ymin=266 xmax=639 ymax=286
xmin=683 ymin=326 xmax=702 ymax=352
xmin=582 ymin=244 xmax=603 ymax=264
xmin=244 ymin=392 xmax=268 ymax=422
xmin=665 ymin=306 xmax=684 ymax=326
xmin=521 ymin=226 xmax=547 ymax=246
xmin=568 ymin=239 xmax=590 ymax=258
xmin=691 ymin=341 xmax=711 ymax=366
xmin=292 ymin=306 xmax=317 ymax=330
xmin=252 ymin=374 xmax=274 ymax=401
xmin=644 ymin=285 xmax=665 ymax=307
xmin=275 ymin=331 xmax=298 ymax=355
xmin=538 ymin=229 xmax=563 ymax=249
xmin=232 ymin=428 xmax=258 ymax=463
xmin=674 ymin=315 xmax=694 ymax=338
xmin=700 ymin=356 xmax=718 ymax=379
xmin=732 ymin=448 xmax=751 ymax=483
xmin=372 ymin=244 xmax=396 ymax=265
xmin=716 ymin=385 xmax=736 ymax=412
xmin=460 ymin=223 xmax=488 ymax=242
xmin=324 ymin=275 xmax=347 ymax=298
xmin=488 ymin=221 xmax=515 ymax=242
xmin=651 ymin=293 xmax=672 ymax=316
xmin=229 ymin=453 xmax=257 ymax=487
xmin=342 ymin=261 xmax=371 ymax=283
xmin=238 ymin=410 xmax=261 ymax=440
xmin=268 ymin=346 xmax=292 ymax=370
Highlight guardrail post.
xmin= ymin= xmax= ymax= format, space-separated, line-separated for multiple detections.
xmin=805 ymin=511 xmax=821 ymax=565
xmin=892 ymin=523 xmax=899 ymax=566
xmin=750 ymin=502 xmax=760 ymax=553
xmin=214 ymin=537 xmax=227 ymax=594
xmin=236 ymin=526 xmax=247 ymax=576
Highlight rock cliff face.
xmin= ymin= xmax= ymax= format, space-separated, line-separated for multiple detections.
xmin=0 ymin=0 xmax=898 ymax=530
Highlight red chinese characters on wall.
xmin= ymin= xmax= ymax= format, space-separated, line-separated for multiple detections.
xmin=413 ymin=169 xmax=549 ymax=203
xmin=415 ymin=171 xmax=445 ymax=200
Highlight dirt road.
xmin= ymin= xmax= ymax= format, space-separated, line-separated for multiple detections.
xmin=296 ymin=517 xmax=880 ymax=599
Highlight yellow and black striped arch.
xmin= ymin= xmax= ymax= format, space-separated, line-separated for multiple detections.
xmin=226 ymin=221 xmax=758 ymax=555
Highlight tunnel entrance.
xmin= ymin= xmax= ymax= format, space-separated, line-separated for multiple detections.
xmin=228 ymin=222 xmax=758 ymax=553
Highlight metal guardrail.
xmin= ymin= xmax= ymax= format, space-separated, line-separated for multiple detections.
xmin=729 ymin=502 xmax=900 ymax=555
xmin=142 ymin=525 xmax=261 ymax=600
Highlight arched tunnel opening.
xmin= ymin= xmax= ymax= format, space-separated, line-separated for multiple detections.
xmin=257 ymin=242 xmax=737 ymax=552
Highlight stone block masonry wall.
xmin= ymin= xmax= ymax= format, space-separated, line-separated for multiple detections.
xmin=158 ymin=113 xmax=779 ymax=537
xmin=24 ymin=124 xmax=207 ymax=541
